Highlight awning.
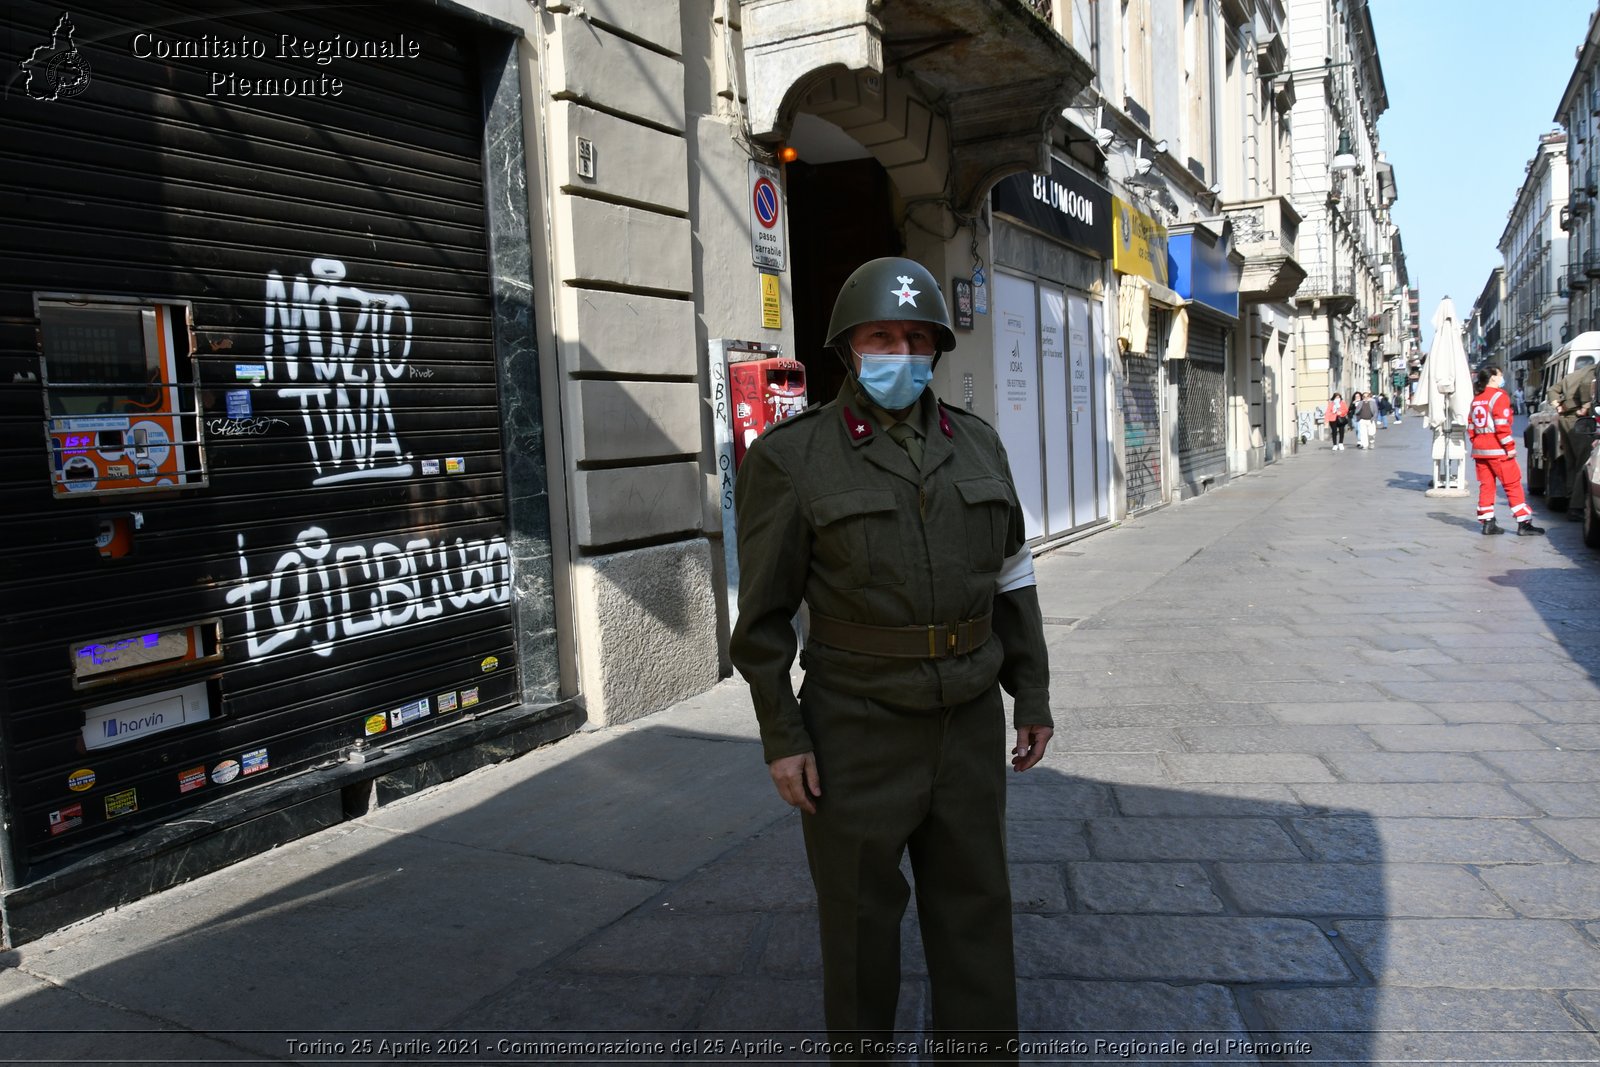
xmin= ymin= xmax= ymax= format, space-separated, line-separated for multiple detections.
xmin=1511 ymin=343 xmax=1552 ymax=363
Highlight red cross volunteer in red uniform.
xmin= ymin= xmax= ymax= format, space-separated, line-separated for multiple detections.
xmin=1469 ymin=365 xmax=1544 ymax=536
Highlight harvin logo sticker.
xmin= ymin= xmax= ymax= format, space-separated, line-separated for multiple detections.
xmin=82 ymin=681 xmax=211 ymax=751
xmin=17 ymin=13 xmax=92 ymax=101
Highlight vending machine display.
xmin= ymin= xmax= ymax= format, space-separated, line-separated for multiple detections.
xmin=38 ymin=298 xmax=205 ymax=496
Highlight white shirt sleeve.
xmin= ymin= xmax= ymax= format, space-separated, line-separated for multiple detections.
xmin=995 ymin=546 xmax=1037 ymax=594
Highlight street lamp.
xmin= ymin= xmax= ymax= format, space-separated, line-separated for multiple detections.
xmin=1331 ymin=130 xmax=1359 ymax=173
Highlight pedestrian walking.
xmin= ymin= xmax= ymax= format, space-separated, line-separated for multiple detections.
xmin=1376 ymin=393 xmax=1392 ymax=429
xmin=1392 ymin=391 xmax=1403 ymax=424
xmin=1470 ymin=365 xmax=1544 ymax=536
xmin=1514 ymin=385 xmax=1525 ymax=415
xmin=730 ymin=256 xmax=1053 ymax=1060
xmin=1352 ymin=391 xmax=1378 ymax=449
xmin=1325 ymin=391 xmax=1348 ymax=450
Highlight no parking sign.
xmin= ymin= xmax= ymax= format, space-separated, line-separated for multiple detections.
xmin=748 ymin=160 xmax=787 ymax=271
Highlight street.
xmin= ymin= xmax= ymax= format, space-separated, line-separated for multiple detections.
xmin=2 ymin=415 xmax=1598 ymax=1065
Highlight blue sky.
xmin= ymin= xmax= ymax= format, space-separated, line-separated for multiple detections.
xmin=1368 ymin=0 xmax=1594 ymax=347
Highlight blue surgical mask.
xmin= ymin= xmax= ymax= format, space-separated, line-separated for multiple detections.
xmin=854 ymin=350 xmax=934 ymax=410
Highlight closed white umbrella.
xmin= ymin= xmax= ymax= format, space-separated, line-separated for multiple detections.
xmin=1419 ymin=296 xmax=1473 ymax=494
xmin=1421 ymin=297 xmax=1473 ymax=430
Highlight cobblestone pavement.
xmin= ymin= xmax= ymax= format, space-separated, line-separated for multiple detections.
xmin=2 ymin=415 xmax=1598 ymax=1065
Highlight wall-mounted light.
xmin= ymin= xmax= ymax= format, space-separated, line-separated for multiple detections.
xmin=1331 ymin=130 xmax=1359 ymax=173
xmin=777 ymin=145 xmax=799 ymax=164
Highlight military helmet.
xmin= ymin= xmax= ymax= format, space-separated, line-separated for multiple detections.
xmin=825 ymin=256 xmax=956 ymax=353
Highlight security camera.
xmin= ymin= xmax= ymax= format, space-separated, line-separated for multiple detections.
xmin=1208 ymin=182 xmax=1222 ymax=196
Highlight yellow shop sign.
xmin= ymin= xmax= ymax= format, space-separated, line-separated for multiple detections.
xmin=1112 ymin=196 xmax=1169 ymax=285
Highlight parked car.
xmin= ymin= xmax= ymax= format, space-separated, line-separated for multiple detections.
xmin=1525 ymin=332 xmax=1600 ymax=505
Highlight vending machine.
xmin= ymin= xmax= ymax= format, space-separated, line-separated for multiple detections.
xmin=37 ymin=297 xmax=204 ymax=497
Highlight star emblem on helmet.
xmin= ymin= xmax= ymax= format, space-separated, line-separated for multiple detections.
xmin=891 ymin=276 xmax=920 ymax=307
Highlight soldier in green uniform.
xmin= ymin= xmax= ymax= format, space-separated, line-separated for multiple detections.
xmin=1550 ymin=362 xmax=1598 ymax=516
xmin=730 ymin=257 xmax=1053 ymax=1060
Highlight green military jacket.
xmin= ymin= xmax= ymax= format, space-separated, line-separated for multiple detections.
xmin=730 ymin=377 xmax=1052 ymax=764
xmin=1552 ymin=365 xmax=1598 ymax=419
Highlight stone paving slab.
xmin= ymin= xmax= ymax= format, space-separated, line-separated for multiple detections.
xmin=1509 ymin=782 xmax=1600 ymax=817
xmin=1006 ymin=820 xmax=1092 ymax=861
xmin=1112 ymin=783 xmax=1304 ymax=817
xmin=1290 ymin=782 xmax=1542 ymax=817
xmin=1161 ymin=753 xmax=1335 ymax=784
xmin=1419 ymin=700 xmax=1553 ymax=724
xmin=1085 ymin=817 xmax=1305 ymax=861
xmin=1066 ymin=862 xmax=1224 ymax=914
xmin=1062 ymin=703 xmax=1278 ymax=729
xmin=1334 ymin=918 xmax=1600 ymax=988
xmin=1535 ymin=819 xmax=1600 ymax=862
xmin=1363 ymin=724 xmax=1552 ymax=751
xmin=1289 ymin=816 xmax=1571 ymax=864
xmin=1479 ymin=750 xmax=1600 ymax=782
xmin=1173 ymin=725 xmax=1380 ymax=753
xmin=1262 ymin=700 xmax=1444 ymax=725
xmin=1531 ymin=724 xmax=1600 ymax=748
xmin=1214 ymin=861 xmax=1513 ymax=918
xmin=1320 ymin=752 xmax=1502 ymax=782
xmin=1475 ymin=864 xmax=1600 ymax=919
xmin=1013 ymin=915 xmax=1352 ymax=982
xmin=1017 ymin=979 xmax=1252 ymax=1049
xmin=1253 ymin=987 xmax=1600 ymax=1064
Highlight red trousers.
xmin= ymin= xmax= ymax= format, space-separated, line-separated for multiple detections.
xmin=1475 ymin=455 xmax=1532 ymax=523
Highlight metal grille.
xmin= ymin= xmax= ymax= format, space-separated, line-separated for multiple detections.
xmin=1122 ymin=306 xmax=1163 ymax=513
xmin=1174 ymin=321 xmax=1227 ymax=481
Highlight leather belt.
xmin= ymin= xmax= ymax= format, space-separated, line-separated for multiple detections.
xmin=808 ymin=610 xmax=993 ymax=660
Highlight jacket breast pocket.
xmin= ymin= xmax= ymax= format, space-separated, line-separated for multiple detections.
xmin=810 ymin=487 xmax=906 ymax=588
xmin=956 ymin=477 xmax=1012 ymax=573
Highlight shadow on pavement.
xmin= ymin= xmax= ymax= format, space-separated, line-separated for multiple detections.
xmin=1426 ymin=510 xmax=1482 ymax=532
xmin=0 ymin=724 xmax=1403 ymax=1065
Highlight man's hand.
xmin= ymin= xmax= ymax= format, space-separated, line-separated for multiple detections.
xmin=1012 ymin=725 xmax=1053 ymax=772
xmin=769 ymin=752 xmax=821 ymax=814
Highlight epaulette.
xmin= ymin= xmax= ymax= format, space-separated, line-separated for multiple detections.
xmin=938 ymin=399 xmax=998 ymax=433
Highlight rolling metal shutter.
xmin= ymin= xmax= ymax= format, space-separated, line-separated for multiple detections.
xmin=1121 ymin=311 xmax=1165 ymax=514
xmin=0 ymin=1 xmax=536 ymax=867
xmin=1175 ymin=318 xmax=1227 ymax=485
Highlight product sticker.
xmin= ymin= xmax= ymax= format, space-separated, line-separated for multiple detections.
xmin=461 ymin=686 xmax=480 ymax=709
xmin=105 ymin=788 xmax=138 ymax=819
xmin=445 ymin=457 xmax=465 ymax=475
xmin=67 ymin=768 xmax=96 ymax=792
xmin=233 ymin=364 xmax=267 ymax=382
xmin=105 ymin=463 xmax=131 ymax=478
xmin=178 ymin=765 xmax=207 ymax=793
xmin=225 ymin=389 xmax=252 ymax=418
xmin=241 ymin=747 xmax=269 ymax=776
xmin=421 ymin=459 xmax=441 ymax=476
xmin=49 ymin=804 xmax=84 ymax=836
xmin=436 ymin=691 xmax=459 ymax=714
xmin=211 ymin=759 xmax=241 ymax=785
xmin=364 ymin=713 xmax=389 ymax=736
xmin=480 ymin=655 xmax=499 ymax=674
xmin=388 ymin=697 xmax=432 ymax=729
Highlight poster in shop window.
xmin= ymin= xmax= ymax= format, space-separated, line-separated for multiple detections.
xmin=993 ymin=272 xmax=1043 ymax=540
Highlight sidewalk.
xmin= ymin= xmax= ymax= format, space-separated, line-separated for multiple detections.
xmin=2 ymin=416 xmax=1598 ymax=1064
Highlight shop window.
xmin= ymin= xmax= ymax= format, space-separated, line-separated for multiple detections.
xmin=36 ymin=295 xmax=207 ymax=496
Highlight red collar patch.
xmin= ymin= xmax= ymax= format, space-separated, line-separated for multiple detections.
xmin=937 ymin=404 xmax=954 ymax=439
xmin=841 ymin=406 xmax=874 ymax=441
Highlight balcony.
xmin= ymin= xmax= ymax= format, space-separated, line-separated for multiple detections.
xmin=741 ymin=0 xmax=1095 ymax=211
xmin=1587 ymin=249 xmax=1600 ymax=278
xmin=1571 ymin=259 xmax=1590 ymax=290
xmin=1221 ymin=195 xmax=1307 ymax=303
xmin=1296 ymin=269 xmax=1358 ymax=315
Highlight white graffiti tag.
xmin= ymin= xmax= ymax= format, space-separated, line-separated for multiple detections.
xmin=225 ymin=526 xmax=511 ymax=660
xmin=263 ymin=258 xmax=415 ymax=484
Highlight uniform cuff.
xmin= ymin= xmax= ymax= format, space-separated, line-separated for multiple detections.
xmin=1011 ymin=688 xmax=1053 ymax=730
xmin=759 ymin=717 xmax=815 ymax=765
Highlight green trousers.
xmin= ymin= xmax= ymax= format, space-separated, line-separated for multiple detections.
xmin=799 ymin=677 xmax=1017 ymax=1062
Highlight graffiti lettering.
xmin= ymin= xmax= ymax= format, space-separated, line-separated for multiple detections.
xmin=408 ymin=366 xmax=435 ymax=379
xmin=225 ymin=526 xmax=511 ymax=660
xmin=205 ymin=416 xmax=290 ymax=437
xmin=263 ymin=258 xmax=414 ymax=484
